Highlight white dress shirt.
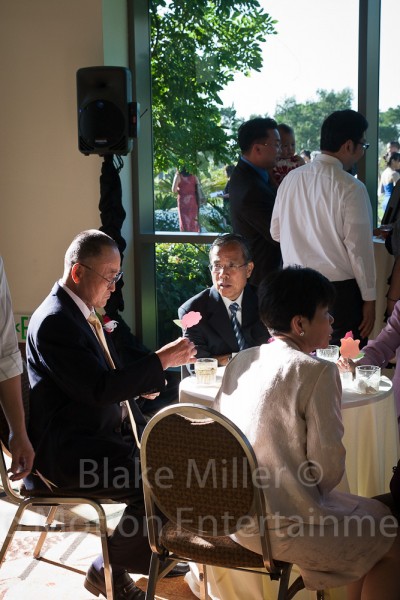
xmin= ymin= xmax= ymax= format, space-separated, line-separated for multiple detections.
xmin=0 ymin=257 xmax=22 ymax=381
xmin=270 ymin=153 xmax=376 ymax=301
xmin=221 ymin=290 xmax=244 ymax=324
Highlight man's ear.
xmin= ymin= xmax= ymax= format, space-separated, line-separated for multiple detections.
xmin=70 ymin=263 xmax=82 ymax=284
xmin=343 ymin=139 xmax=355 ymax=154
xmin=246 ymin=261 xmax=254 ymax=278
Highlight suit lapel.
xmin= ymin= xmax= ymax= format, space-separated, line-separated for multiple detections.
xmin=241 ymin=285 xmax=257 ymax=328
xmin=54 ymin=284 xmax=113 ymax=370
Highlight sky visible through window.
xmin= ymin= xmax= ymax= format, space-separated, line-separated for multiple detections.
xmin=220 ymin=0 xmax=398 ymax=121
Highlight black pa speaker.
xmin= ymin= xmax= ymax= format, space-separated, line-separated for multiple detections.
xmin=77 ymin=66 xmax=139 ymax=156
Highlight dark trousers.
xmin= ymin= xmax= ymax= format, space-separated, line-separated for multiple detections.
xmin=330 ymin=279 xmax=367 ymax=348
xmin=93 ymin=434 xmax=162 ymax=575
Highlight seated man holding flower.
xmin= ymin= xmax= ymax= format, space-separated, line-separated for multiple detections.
xmin=178 ymin=233 xmax=269 ymax=366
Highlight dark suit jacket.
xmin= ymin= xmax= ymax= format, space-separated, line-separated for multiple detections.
xmin=178 ymin=284 xmax=269 ymax=358
xmin=25 ymin=283 xmax=165 ymax=492
xmin=229 ymin=158 xmax=282 ymax=285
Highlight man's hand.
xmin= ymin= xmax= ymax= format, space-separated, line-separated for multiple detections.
xmin=337 ymin=356 xmax=356 ymax=376
xmin=215 ymin=354 xmax=231 ymax=366
xmin=140 ymin=392 xmax=160 ymax=400
xmin=359 ymin=300 xmax=375 ymax=339
xmin=8 ymin=431 xmax=35 ymax=481
xmin=156 ymin=337 xmax=197 ymax=370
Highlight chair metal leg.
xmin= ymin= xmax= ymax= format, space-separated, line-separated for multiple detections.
xmin=285 ymin=573 xmax=305 ymax=600
xmin=199 ymin=564 xmax=209 ymax=600
xmin=90 ymin=501 xmax=114 ymax=600
xmin=145 ymin=553 xmax=161 ymax=600
xmin=33 ymin=505 xmax=58 ymax=558
xmin=0 ymin=502 xmax=29 ymax=565
xmin=316 ymin=591 xmax=325 ymax=599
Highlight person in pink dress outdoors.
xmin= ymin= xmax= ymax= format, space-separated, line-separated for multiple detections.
xmin=172 ymin=168 xmax=200 ymax=232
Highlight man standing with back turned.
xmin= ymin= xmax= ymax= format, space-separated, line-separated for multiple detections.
xmin=229 ymin=117 xmax=282 ymax=285
xmin=271 ymin=109 xmax=376 ymax=346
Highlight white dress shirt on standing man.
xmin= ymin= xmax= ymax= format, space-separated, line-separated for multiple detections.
xmin=270 ymin=153 xmax=376 ymax=301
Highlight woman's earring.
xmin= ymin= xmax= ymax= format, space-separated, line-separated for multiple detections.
xmin=299 ymin=331 xmax=305 ymax=337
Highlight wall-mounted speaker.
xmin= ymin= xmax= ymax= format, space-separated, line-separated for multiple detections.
xmin=77 ymin=66 xmax=138 ymax=156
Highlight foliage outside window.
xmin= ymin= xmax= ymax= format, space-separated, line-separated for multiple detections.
xmin=150 ymin=0 xmax=276 ymax=174
xmin=156 ymin=243 xmax=211 ymax=346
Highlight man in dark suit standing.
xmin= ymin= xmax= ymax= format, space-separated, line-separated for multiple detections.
xmin=178 ymin=233 xmax=269 ymax=366
xmin=229 ymin=117 xmax=282 ymax=285
xmin=25 ymin=229 xmax=195 ymax=600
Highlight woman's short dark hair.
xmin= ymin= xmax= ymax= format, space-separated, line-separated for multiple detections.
xmin=320 ymin=109 xmax=368 ymax=152
xmin=258 ymin=267 xmax=336 ymax=333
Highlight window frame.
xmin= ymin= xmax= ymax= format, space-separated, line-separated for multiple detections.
xmin=129 ymin=0 xmax=381 ymax=349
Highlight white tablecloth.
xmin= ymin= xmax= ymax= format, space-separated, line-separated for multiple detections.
xmin=179 ymin=372 xmax=400 ymax=600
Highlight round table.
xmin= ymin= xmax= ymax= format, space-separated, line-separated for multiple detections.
xmin=179 ymin=371 xmax=400 ymax=600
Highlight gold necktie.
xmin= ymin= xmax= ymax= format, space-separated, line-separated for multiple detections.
xmin=87 ymin=313 xmax=115 ymax=368
xmin=87 ymin=313 xmax=141 ymax=449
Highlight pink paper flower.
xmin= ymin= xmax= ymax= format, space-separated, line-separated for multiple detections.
xmin=340 ymin=331 xmax=360 ymax=359
xmin=181 ymin=311 xmax=202 ymax=329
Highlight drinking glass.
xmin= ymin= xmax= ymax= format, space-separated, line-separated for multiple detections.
xmin=316 ymin=345 xmax=339 ymax=362
xmin=355 ymin=365 xmax=381 ymax=392
xmin=194 ymin=358 xmax=218 ymax=386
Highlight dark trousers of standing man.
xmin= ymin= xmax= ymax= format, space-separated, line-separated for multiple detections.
xmin=330 ymin=279 xmax=367 ymax=348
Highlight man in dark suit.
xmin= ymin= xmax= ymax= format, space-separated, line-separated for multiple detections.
xmin=178 ymin=233 xmax=269 ymax=366
xmin=229 ymin=117 xmax=282 ymax=285
xmin=25 ymin=230 xmax=195 ymax=600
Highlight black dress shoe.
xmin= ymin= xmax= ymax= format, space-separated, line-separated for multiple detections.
xmin=84 ymin=565 xmax=145 ymax=599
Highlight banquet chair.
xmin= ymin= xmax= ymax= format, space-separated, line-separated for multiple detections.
xmin=0 ymin=365 xmax=115 ymax=600
xmin=140 ymin=403 xmax=325 ymax=600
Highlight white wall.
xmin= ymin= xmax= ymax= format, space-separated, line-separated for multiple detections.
xmin=0 ymin=0 xmax=134 ymax=325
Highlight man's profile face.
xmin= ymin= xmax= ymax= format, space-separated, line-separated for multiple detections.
xmin=210 ymin=242 xmax=254 ymax=301
xmin=345 ymin=132 xmax=367 ymax=170
xmin=253 ymin=128 xmax=281 ymax=169
xmin=74 ymin=246 xmax=121 ymax=309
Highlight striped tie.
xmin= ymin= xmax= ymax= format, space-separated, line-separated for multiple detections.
xmin=229 ymin=302 xmax=246 ymax=351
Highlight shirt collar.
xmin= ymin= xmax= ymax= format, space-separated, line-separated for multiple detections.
xmin=221 ymin=290 xmax=244 ymax=312
xmin=59 ymin=280 xmax=92 ymax=319
xmin=317 ymin=153 xmax=344 ymax=169
xmin=240 ymin=156 xmax=269 ymax=184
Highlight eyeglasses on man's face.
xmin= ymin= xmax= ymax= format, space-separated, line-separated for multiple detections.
xmin=209 ymin=263 xmax=248 ymax=273
xmin=262 ymin=142 xmax=281 ymax=150
xmin=357 ymin=141 xmax=370 ymax=150
xmin=78 ymin=263 xmax=123 ymax=288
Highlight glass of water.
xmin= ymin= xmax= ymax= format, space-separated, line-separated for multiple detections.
xmin=316 ymin=345 xmax=340 ymax=362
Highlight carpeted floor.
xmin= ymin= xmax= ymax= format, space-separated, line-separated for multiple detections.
xmin=0 ymin=494 xmax=197 ymax=600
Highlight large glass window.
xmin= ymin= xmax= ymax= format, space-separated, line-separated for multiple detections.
xmin=378 ymin=0 xmax=400 ymax=224
xmin=156 ymin=242 xmax=211 ymax=346
xmin=149 ymin=0 xmax=360 ymax=345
